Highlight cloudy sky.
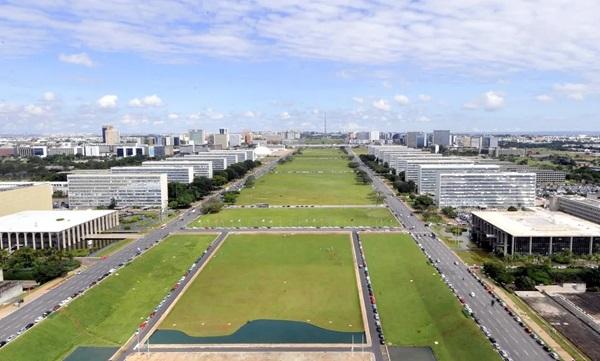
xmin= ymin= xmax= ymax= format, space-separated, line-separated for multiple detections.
xmin=1 ymin=0 xmax=599 ymax=135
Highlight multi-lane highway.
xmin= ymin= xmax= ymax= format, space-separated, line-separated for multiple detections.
xmin=0 ymin=157 xmax=280 ymax=344
xmin=351 ymin=148 xmax=553 ymax=361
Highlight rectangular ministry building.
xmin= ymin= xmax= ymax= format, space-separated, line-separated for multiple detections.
xmin=418 ymin=164 xmax=499 ymax=196
xmin=68 ymin=173 xmax=168 ymax=210
xmin=472 ymin=209 xmax=600 ymax=256
xmin=142 ymin=160 xmax=214 ymax=177
xmin=0 ymin=210 xmax=118 ymax=251
xmin=437 ymin=172 xmax=536 ymax=209
xmin=111 ymin=165 xmax=195 ymax=183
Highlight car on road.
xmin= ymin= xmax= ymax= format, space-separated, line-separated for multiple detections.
xmin=469 ymin=291 xmax=476 ymax=297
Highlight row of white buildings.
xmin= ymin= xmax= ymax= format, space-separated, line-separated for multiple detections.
xmin=369 ymin=145 xmax=537 ymax=209
xmin=67 ymin=149 xmax=256 ymax=211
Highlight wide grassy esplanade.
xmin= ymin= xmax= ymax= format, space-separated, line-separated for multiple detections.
xmin=158 ymin=233 xmax=364 ymax=340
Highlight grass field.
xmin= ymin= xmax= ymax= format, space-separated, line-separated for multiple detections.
xmin=160 ymin=233 xmax=363 ymax=336
xmin=236 ymin=148 xmax=374 ymax=205
xmin=93 ymin=238 xmax=132 ymax=257
xmin=192 ymin=207 xmax=398 ymax=228
xmin=362 ymin=233 xmax=500 ymax=361
xmin=0 ymin=234 xmax=215 ymax=361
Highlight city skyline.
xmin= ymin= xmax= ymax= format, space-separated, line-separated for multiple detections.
xmin=1 ymin=1 xmax=600 ymax=134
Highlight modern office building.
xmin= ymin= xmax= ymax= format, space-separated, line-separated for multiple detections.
xmin=17 ymin=146 xmax=47 ymax=158
xmin=174 ymin=156 xmax=227 ymax=171
xmin=417 ymin=164 xmax=498 ymax=196
xmin=404 ymin=158 xmax=472 ymax=183
xmin=229 ymin=134 xmax=243 ymax=147
xmin=481 ymin=135 xmax=499 ymax=150
xmin=406 ymin=132 xmax=427 ymax=148
xmin=111 ymin=165 xmax=196 ymax=184
xmin=68 ymin=174 xmax=168 ymax=210
xmin=432 ymin=130 xmax=451 ymax=147
xmin=551 ymin=196 xmax=600 ymax=225
xmin=0 ymin=210 xmax=119 ymax=251
xmin=213 ymin=133 xmax=229 ymax=149
xmin=392 ymin=154 xmax=443 ymax=174
xmin=0 ymin=184 xmax=53 ymax=217
xmin=184 ymin=153 xmax=238 ymax=166
xmin=115 ymin=145 xmax=146 ymax=158
xmin=436 ymin=172 xmax=536 ymax=209
xmin=471 ymin=208 xmax=600 ymax=256
xmin=189 ymin=129 xmax=206 ymax=145
xmin=102 ymin=125 xmax=120 ymax=144
xmin=499 ymin=164 xmax=566 ymax=184
xmin=141 ymin=160 xmax=213 ymax=178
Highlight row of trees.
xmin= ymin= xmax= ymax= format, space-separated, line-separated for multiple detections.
xmin=168 ymin=160 xmax=261 ymax=209
xmin=483 ymin=261 xmax=600 ymax=291
xmin=0 ymin=154 xmax=149 ymax=181
xmin=0 ymin=248 xmax=80 ymax=284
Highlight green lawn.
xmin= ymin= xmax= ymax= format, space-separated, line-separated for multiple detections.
xmin=362 ymin=233 xmax=500 ymax=361
xmin=236 ymin=148 xmax=374 ymax=205
xmin=192 ymin=207 xmax=398 ymax=228
xmin=160 ymin=233 xmax=363 ymax=336
xmin=0 ymin=234 xmax=216 ymax=361
xmin=93 ymin=238 xmax=132 ymax=257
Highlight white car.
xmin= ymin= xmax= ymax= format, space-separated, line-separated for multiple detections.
xmin=469 ymin=292 xmax=476 ymax=297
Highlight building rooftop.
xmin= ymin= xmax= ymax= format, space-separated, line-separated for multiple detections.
xmin=419 ymin=163 xmax=496 ymax=169
xmin=0 ymin=210 xmax=116 ymax=233
xmin=472 ymin=208 xmax=600 ymax=237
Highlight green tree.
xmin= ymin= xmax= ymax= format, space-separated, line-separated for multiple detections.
xmin=441 ymin=206 xmax=457 ymax=218
xmin=413 ymin=195 xmax=434 ymax=210
xmin=202 ymin=198 xmax=223 ymax=214
xmin=244 ymin=175 xmax=256 ymax=187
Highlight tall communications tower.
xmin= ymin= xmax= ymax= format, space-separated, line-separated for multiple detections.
xmin=323 ymin=112 xmax=327 ymax=136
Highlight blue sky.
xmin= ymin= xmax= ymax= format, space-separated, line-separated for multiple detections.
xmin=1 ymin=1 xmax=599 ymax=135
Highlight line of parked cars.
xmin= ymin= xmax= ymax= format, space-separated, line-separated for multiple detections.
xmin=356 ymin=234 xmax=385 ymax=345
xmin=412 ymin=231 xmax=560 ymax=360
xmin=132 ymin=242 xmax=214 ymax=349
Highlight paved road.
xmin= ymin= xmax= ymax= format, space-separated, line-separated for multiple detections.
xmin=0 ymin=158 xmax=279 ymax=344
xmin=350 ymin=148 xmax=552 ymax=361
xmin=116 ymin=231 xmax=229 ymax=361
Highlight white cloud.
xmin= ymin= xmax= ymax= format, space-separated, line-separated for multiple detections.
xmin=97 ymin=94 xmax=118 ymax=109
xmin=24 ymin=104 xmax=44 ymax=116
xmin=243 ymin=111 xmax=256 ymax=118
xmin=43 ymin=92 xmax=56 ymax=101
xmin=418 ymin=94 xmax=432 ymax=102
xmin=280 ymin=111 xmax=291 ymax=119
xmin=463 ymin=101 xmax=479 ymax=110
xmin=58 ymin=52 xmax=94 ymax=67
xmin=167 ymin=113 xmax=179 ymax=120
xmin=3 ymin=1 xmax=600 ymax=77
xmin=393 ymin=94 xmax=410 ymax=105
xmin=553 ymin=83 xmax=588 ymax=100
xmin=483 ymin=91 xmax=505 ymax=110
xmin=535 ymin=94 xmax=553 ymax=102
xmin=463 ymin=91 xmax=505 ymax=111
xmin=417 ymin=115 xmax=431 ymax=122
xmin=352 ymin=97 xmax=364 ymax=104
xmin=129 ymin=94 xmax=163 ymax=107
xmin=372 ymin=99 xmax=390 ymax=111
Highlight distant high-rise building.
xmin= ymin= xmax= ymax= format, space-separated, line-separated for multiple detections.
xmin=102 ymin=125 xmax=120 ymax=145
xmin=243 ymin=132 xmax=253 ymax=145
xmin=433 ymin=130 xmax=451 ymax=147
xmin=406 ymin=132 xmax=427 ymax=148
xmin=481 ymin=135 xmax=499 ymax=149
xmin=219 ymin=128 xmax=228 ymax=135
xmin=229 ymin=134 xmax=243 ymax=147
xmin=213 ymin=133 xmax=229 ymax=149
xmin=369 ymin=131 xmax=380 ymax=142
xmin=189 ymin=129 xmax=206 ymax=145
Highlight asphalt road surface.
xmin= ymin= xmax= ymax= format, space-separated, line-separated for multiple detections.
xmin=350 ymin=148 xmax=553 ymax=361
xmin=0 ymin=158 xmax=279 ymax=344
